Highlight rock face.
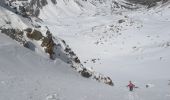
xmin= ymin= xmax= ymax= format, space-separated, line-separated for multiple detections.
xmin=51 ymin=0 xmax=57 ymax=4
xmin=4 ymin=0 xmax=57 ymax=17
xmin=23 ymin=41 xmax=36 ymax=51
xmin=127 ymin=0 xmax=168 ymax=8
xmin=0 ymin=28 xmax=25 ymax=44
xmin=41 ymin=31 xmax=55 ymax=59
xmin=81 ymin=68 xmax=92 ymax=78
xmin=26 ymin=29 xmax=43 ymax=40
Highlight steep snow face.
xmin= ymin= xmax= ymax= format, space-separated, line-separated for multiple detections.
xmin=39 ymin=0 xmax=90 ymax=19
xmin=0 ymin=6 xmax=28 ymax=29
xmin=0 ymin=33 xmax=115 ymax=100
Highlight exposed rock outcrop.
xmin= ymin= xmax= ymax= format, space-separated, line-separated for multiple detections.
xmin=25 ymin=28 xmax=43 ymax=40
xmin=127 ymin=0 xmax=169 ymax=8
xmin=4 ymin=0 xmax=57 ymax=17
xmin=0 ymin=28 xmax=25 ymax=44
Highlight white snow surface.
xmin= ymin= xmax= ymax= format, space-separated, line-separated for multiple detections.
xmin=0 ymin=33 xmax=114 ymax=100
xmin=1 ymin=0 xmax=170 ymax=100
xmin=0 ymin=32 xmax=170 ymax=100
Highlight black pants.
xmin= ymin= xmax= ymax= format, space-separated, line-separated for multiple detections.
xmin=129 ymin=87 xmax=133 ymax=91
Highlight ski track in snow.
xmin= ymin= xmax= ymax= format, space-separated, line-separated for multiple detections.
xmin=128 ymin=92 xmax=140 ymax=100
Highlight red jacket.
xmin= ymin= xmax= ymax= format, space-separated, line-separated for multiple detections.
xmin=127 ymin=83 xmax=135 ymax=88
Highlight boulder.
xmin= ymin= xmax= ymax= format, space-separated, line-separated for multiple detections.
xmin=26 ymin=29 xmax=43 ymax=40
xmin=81 ymin=68 xmax=92 ymax=78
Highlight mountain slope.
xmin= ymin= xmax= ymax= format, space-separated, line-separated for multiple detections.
xmin=0 ymin=33 xmax=116 ymax=100
xmin=43 ymin=0 xmax=170 ymax=81
xmin=1 ymin=33 xmax=170 ymax=100
xmin=1 ymin=0 xmax=170 ymax=100
xmin=0 ymin=2 xmax=114 ymax=86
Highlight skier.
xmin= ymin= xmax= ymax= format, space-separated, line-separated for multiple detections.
xmin=127 ymin=81 xmax=135 ymax=91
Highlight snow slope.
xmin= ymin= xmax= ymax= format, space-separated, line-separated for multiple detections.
xmin=1 ymin=0 xmax=170 ymax=100
xmin=1 ymin=32 xmax=170 ymax=100
xmin=0 ymin=33 xmax=114 ymax=100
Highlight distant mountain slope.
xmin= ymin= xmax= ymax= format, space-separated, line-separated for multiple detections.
xmin=1 ymin=0 xmax=142 ymax=18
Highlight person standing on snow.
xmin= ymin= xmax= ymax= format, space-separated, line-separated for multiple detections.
xmin=127 ymin=81 xmax=135 ymax=91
